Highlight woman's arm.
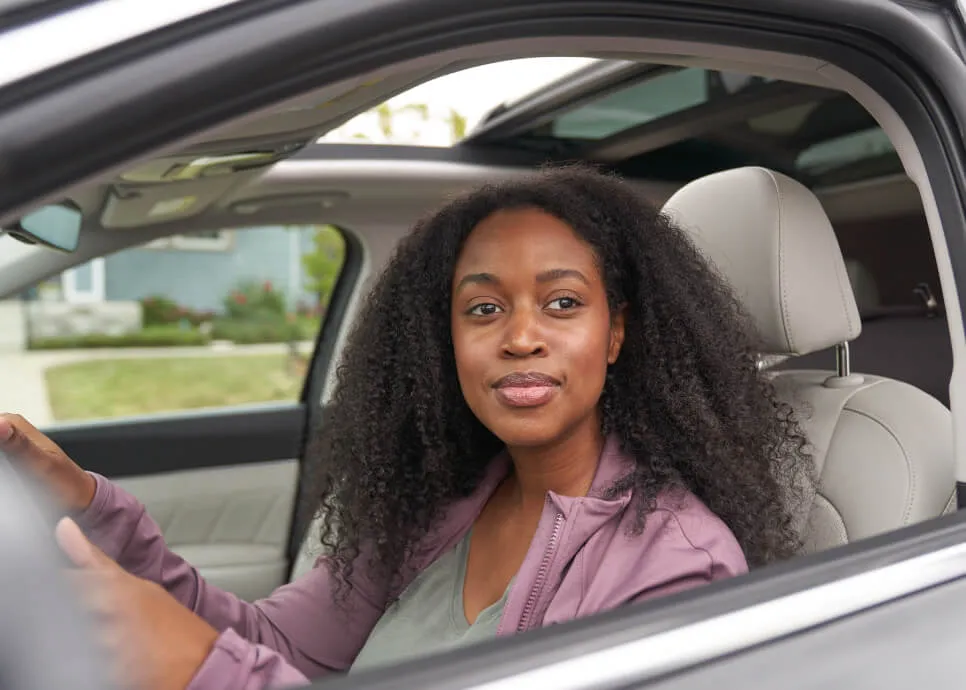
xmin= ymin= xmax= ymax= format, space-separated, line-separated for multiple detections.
xmin=77 ymin=473 xmax=388 ymax=684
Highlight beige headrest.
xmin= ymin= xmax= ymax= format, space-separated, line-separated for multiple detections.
xmin=662 ymin=167 xmax=861 ymax=356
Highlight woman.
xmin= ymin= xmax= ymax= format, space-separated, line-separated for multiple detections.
xmin=0 ymin=165 xmax=813 ymax=690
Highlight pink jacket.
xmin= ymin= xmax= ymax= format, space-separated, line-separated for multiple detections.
xmin=77 ymin=437 xmax=747 ymax=690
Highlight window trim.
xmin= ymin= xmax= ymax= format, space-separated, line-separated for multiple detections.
xmin=285 ymin=221 xmax=363 ymax=568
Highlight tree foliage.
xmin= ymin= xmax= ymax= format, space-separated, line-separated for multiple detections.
xmin=301 ymin=225 xmax=346 ymax=310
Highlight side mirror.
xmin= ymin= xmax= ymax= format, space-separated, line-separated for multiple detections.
xmin=3 ymin=202 xmax=82 ymax=252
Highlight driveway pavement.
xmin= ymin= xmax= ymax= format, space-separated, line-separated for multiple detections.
xmin=0 ymin=341 xmax=315 ymax=428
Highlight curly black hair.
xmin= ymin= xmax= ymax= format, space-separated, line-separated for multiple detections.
xmin=309 ymin=164 xmax=814 ymax=598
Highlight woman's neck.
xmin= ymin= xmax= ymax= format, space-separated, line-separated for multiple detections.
xmin=503 ymin=423 xmax=605 ymax=512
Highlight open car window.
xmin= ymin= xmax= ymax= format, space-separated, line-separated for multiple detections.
xmin=0 ymin=0 xmax=964 ymax=688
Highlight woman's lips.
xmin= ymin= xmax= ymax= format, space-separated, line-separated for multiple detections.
xmin=495 ymin=385 xmax=557 ymax=407
xmin=492 ymin=372 xmax=560 ymax=408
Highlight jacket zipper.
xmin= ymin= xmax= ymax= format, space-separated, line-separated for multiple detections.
xmin=517 ymin=502 xmax=565 ymax=633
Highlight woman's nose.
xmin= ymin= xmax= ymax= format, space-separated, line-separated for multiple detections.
xmin=502 ymin=309 xmax=547 ymax=357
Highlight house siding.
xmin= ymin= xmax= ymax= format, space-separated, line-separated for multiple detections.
xmin=104 ymin=226 xmax=320 ymax=312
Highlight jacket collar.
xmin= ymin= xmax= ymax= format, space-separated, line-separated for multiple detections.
xmin=547 ymin=434 xmax=634 ymax=516
xmin=425 ymin=435 xmax=634 ymax=559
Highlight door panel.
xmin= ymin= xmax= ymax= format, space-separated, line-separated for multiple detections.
xmin=48 ymin=402 xmax=305 ymax=478
xmin=116 ymin=459 xmax=299 ymax=601
xmin=46 ymin=403 xmax=308 ymax=600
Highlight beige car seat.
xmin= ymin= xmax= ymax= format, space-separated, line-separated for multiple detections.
xmin=662 ymin=167 xmax=955 ymax=552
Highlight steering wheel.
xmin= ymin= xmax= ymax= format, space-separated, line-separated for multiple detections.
xmin=0 ymin=451 xmax=111 ymax=690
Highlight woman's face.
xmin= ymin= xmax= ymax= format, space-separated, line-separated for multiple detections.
xmin=451 ymin=208 xmax=625 ymax=449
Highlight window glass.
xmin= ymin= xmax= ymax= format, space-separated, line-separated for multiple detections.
xmin=796 ymin=127 xmax=897 ymax=177
xmin=13 ymin=225 xmax=346 ymax=424
xmin=548 ymin=68 xmax=770 ymax=140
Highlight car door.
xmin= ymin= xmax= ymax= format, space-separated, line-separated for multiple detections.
xmin=311 ymin=513 xmax=966 ymax=690
xmin=25 ymin=254 xmax=359 ymax=604
xmin=2 ymin=0 xmax=966 ymax=687
xmin=4 ymin=217 xmax=362 ymax=601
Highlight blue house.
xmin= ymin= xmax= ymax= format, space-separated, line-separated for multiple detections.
xmin=55 ymin=225 xmax=332 ymax=313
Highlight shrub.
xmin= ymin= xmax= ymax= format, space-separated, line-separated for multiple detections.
xmin=141 ymin=296 xmax=215 ymax=327
xmin=210 ymin=318 xmax=300 ymax=344
xmin=140 ymin=295 xmax=181 ymax=326
xmin=223 ymin=280 xmax=287 ymax=321
xmin=29 ymin=325 xmax=210 ymax=350
xmin=294 ymin=300 xmax=324 ymax=319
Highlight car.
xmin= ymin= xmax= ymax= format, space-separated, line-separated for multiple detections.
xmin=1 ymin=0 xmax=966 ymax=688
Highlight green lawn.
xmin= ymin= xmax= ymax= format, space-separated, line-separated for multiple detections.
xmin=45 ymin=355 xmax=304 ymax=421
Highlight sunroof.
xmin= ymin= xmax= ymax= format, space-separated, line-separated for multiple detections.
xmin=796 ymin=127 xmax=896 ymax=176
xmin=547 ymin=67 xmax=774 ymax=141
xmin=500 ymin=66 xmax=902 ymax=187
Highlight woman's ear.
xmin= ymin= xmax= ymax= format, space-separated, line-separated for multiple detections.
xmin=608 ymin=304 xmax=627 ymax=365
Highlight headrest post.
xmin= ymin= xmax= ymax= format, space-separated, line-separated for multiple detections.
xmin=835 ymin=341 xmax=851 ymax=378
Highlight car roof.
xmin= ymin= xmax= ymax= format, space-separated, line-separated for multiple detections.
xmin=0 ymin=50 xmax=925 ymax=299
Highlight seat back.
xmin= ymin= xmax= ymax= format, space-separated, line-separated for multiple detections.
xmin=662 ymin=167 xmax=955 ymax=552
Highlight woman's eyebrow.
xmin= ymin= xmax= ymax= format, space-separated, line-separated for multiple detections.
xmin=455 ymin=268 xmax=588 ymax=292
xmin=536 ymin=268 xmax=589 ymax=285
xmin=455 ymin=272 xmax=499 ymax=292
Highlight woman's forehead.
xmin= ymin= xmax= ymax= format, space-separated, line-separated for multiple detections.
xmin=457 ymin=208 xmax=597 ymax=268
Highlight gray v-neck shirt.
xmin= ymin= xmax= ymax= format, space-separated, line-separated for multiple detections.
xmin=350 ymin=532 xmax=510 ymax=672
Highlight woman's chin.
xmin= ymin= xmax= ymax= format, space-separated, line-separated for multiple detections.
xmin=488 ymin=419 xmax=565 ymax=450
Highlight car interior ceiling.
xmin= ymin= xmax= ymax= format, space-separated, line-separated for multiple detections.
xmin=7 ymin=56 xmax=950 ymax=409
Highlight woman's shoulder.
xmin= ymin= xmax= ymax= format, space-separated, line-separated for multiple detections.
xmin=610 ymin=486 xmax=749 ymax=581
xmin=567 ymin=486 xmax=748 ymax=614
xmin=651 ymin=489 xmax=747 ymax=571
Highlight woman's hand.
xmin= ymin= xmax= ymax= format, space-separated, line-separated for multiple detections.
xmin=0 ymin=413 xmax=96 ymax=512
xmin=56 ymin=517 xmax=220 ymax=690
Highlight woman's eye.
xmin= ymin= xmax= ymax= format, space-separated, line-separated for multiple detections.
xmin=548 ymin=296 xmax=581 ymax=311
xmin=469 ymin=303 xmax=502 ymax=316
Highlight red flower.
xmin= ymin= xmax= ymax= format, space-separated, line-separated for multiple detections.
xmin=234 ymin=293 xmax=247 ymax=304
xmin=263 ymin=280 xmax=273 ymax=292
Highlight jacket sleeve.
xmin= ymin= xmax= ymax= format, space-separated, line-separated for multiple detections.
xmin=76 ymin=473 xmax=388 ymax=689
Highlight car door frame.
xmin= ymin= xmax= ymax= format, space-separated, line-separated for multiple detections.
xmin=316 ymin=510 xmax=966 ymax=690
xmin=3 ymin=0 xmax=966 ymax=684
